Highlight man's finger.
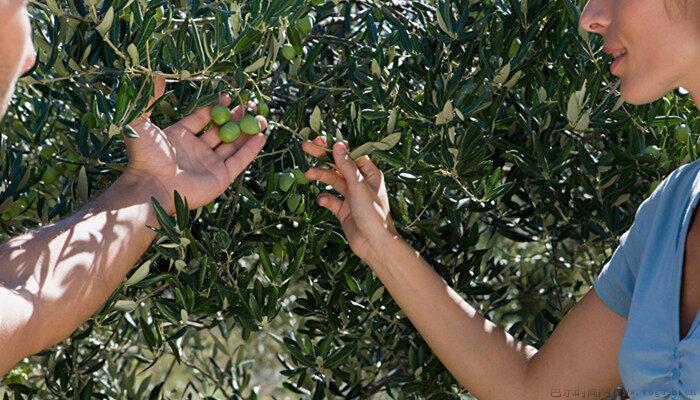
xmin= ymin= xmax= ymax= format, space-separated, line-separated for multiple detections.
xmin=126 ymin=74 xmax=166 ymax=133
xmin=141 ymin=73 xmax=166 ymax=121
xmin=331 ymin=142 xmax=363 ymax=190
xmin=301 ymin=136 xmax=328 ymax=159
xmin=255 ymin=115 xmax=268 ymax=133
xmin=231 ymin=101 xmax=257 ymax=122
xmin=201 ymin=124 xmax=222 ymax=148
xmin=215 ymin=134 xmax=252 ymax=159
xmin=305 ymin=167 xmax=348 ymax=197
xmin=204 ymin=111 xmax=268 ymax=151
xmin=172 ymin=94 xmax=232 ymax=135
xmin=224 ymin=134 xmax=267 ymax=181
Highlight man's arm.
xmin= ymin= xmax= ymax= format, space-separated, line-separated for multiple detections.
xmin=0 ymin=171 xmax=165 ymax=375
xmin=0 ymin=74 xmax=268 ymax=375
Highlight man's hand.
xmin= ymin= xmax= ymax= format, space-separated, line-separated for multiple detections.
xmin=0 ymin=75 xmax=269 ymax=376
xmin=124 ymin=74 xmax=268 ymax=213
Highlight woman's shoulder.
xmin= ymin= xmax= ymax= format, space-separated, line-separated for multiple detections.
xmin=652 ymin=158 xmax=700 ymax=200
xmin=622 ymin=159 xmax=700 ymax=242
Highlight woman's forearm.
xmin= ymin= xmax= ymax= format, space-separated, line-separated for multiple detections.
xmin=367 ymin=233 xmax=538 ymax=400
xmin=0 ymin=170 xmax=168 ymax=363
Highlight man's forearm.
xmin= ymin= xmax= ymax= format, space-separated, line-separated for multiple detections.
xmin=366 ymin=234 xmax=538 ymax=400
xmin=0 ymin=170 xmax=167 ymax=369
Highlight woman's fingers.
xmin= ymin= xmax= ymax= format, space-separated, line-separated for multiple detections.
xmin=301 ymin=135 xmax=329 ymax=159
xmin=355 ymin=155 xmax=383 ymax=188
xmin=317 ymin=193 xmax=346 ymax=221
xmin=305 ymin=167 xmax=348 ymax=197
xmin=331 ymin=142 xmax=363 ymax=190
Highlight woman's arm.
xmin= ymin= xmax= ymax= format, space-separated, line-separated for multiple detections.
xmin=366 ymin=232 xmax=626 ymax=400
xmin=302 ymin=137 xmax=627 ymax=399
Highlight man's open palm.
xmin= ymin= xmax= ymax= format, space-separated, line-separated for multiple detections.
xmin=124 ymin=75 xmax=267 ymax=213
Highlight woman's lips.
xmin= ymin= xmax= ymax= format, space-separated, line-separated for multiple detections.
xmin=611 ymin=53 xmax=626 ymax=75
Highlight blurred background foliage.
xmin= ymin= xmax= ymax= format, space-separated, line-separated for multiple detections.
xmin=0 ymin=0 xmax=697 ymax=398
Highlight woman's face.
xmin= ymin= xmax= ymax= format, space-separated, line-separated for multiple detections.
xmin=580 ymin=0 xmax=700 ymax=105
xmin=0 ymin=0 xmax=35 ymax=119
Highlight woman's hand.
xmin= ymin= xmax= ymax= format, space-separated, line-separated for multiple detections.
xmin=122 ymin=75 xmax=267 ymax=213
xmin=301 ymin=136 xmax=399 ymax=265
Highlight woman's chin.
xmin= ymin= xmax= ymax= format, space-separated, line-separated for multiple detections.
xmin=619 ymin=82 xmax=665 ymax=106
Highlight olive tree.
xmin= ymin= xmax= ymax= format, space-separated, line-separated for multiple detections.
xmin=0 ymin=0 xmax=696 ymax=398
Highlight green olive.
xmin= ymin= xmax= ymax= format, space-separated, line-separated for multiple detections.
xmin=219 ymin=122 xmax=241 ymax=143
xmin=240 ymin=115 xmax=261 ymax=135
xmin=293 ymin=169 xmax=309 ymax=184
xmin=257 ymin=101 xmax=270 ymax=118
xmin=81 ymin=112 xmax=97 ymax=129
xmin=644 ymin=145 xmax=662 ymax=159
xmin=272 ymin=240 xmax=285 ymax=260
xmin=277 ymin=172 xmax=296 ymax=192
xmin=675 ymin=124 xmax=691 ymax=143
xmin=239 ymin=91 xmax=252 ymax=105
xmin=65 ymin=153 xmax=81 ymax=172
xmin=211 ymin=105 xmax=231 ymax=126
xmin=286 ymin=193 xmax=305 ymax=214
xmin=41 ymin=166 xmax=58 ymax=184
xmin=281 ymin=44 xmax=296 ymax=60
xmin=39 ymin=146 xmax=54 ymax=160
xmin=296 ymin=15 xmax=315 ymax=35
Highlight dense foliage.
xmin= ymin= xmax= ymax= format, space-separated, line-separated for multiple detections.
xmin=1 ymin=0 xmax=698 ymax=398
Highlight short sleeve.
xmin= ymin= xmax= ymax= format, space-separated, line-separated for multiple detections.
xmin=593 ymin=175 xmax=670 ymax=319
xmin=593 ymin=160 xmax=699 ymax=318
xmin=594 ymin=229 xmax=634 ymax=318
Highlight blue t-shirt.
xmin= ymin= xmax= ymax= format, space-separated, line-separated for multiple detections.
xmin=594 ymin=157 xmax=700 ymax=399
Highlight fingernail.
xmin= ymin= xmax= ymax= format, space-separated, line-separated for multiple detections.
xmin=334 ymin=143 xmax=347 ymax=155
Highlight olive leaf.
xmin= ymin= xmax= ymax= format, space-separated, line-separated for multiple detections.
xmin=124 ymin=260 xmax=152 ymax=288
xmin=492 ymin=63 xmax=511 ymax=85
xmin=127 ymin=44 xmax=140 ymax=66
xmin=387 ymin=107 xmax=399 ymax=135
xmin=77 ymin=166 xmax=88 ymax=202
xmin=435 ymin=101 xmax=454 ymax=125
xmin=349 ymin=132 xmax=401 ymax=159
xmin=113 ymin=300 xmax=138 ymax=312
xmin=96 ymin=7 xmax=114 ymax=38
xmin=310 ymin=106 xmax=322 ymax=133
xmin=244 ymin=56 xmax=267 ymax=73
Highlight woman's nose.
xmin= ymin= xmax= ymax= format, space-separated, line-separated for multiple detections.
xmin=579 ymin=0 xmax=611 ymax=34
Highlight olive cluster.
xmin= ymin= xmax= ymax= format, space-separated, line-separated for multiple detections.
xmin=210 ymin=101 xmax=268 ymax=143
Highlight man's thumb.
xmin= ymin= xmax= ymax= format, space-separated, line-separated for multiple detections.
xmin=142 ymin=73 xmax=166 ymax=121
